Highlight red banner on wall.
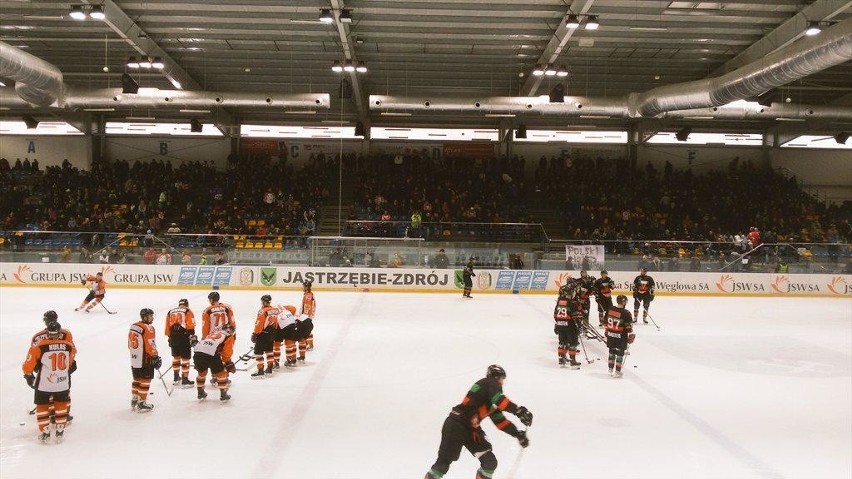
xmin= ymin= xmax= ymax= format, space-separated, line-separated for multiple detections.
xmin=240 ymin=138 xmax=286 ymax=157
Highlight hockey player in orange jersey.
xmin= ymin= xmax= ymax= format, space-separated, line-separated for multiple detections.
xmin=23 ymin=320 xmax=77 ymax=443
xmin=76 ymin=271 xmax=106 ymax=312
xmin=193 ymin=323 xmax=236 ymax=402
xmin=164 ymin=299 xmax=197 ymax=387
xmin=300 ymin=280 xmax=317 ymax=353
xmin=250 ymin=294 xmax=279 ymax=379
xmin=30 ymin=310 xmax=76 ymax=425
xmin=128 ymin=308 xmax=161 ymax=412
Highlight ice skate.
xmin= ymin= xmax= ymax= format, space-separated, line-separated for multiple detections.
xmin=197 ymin=389 xmax=208 ymax=401
xmin=265 ymin=365 xmax=274 ymax=374
xmin=74 ymin=307 xmax=82 ymax=312
xmin=568 ymin=358 xmax=581 ymax=369
xmin=612 ymin=370 xmax=624 ymax=378
xmin=54 ymin=425 xmax=65 ymax=443
xmin=558 ymin=356 xmax=567 ymax=367
xmin=173 ymin=371 xmax=180 ymax=384
xmin=273 ymin=361 xmax=280 ymax=369
xmin=130 ymin=397 xmax=138 ymax=410
xmin=180 ymin=377 xmax=194 ymax=388
xmin=38 ymin=427 xmax=51 ymax=443
xmin=306 ymin=345 xmax=314 ymax=351
xmin=220 ymin=390 xmax=231 ymax=402
xmin=250 ymin=369 xmax=265 ymax=379
xmin=285 ymin=359 xmax=297 ymax=368
xmin=136 ymin=401 xmax=154 ymax=412
xmin=298 ymin=356 xmax=305 ymax=363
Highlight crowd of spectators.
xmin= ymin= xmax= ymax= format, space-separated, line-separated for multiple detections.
xmin=0 ymin=154 xmax=332 ymax=246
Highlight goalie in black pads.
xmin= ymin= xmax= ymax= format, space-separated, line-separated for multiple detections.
xmin=605 ymin=295 xmax=635 ymax=378
xmin=424 ymin=365 xmax=532 ymax=479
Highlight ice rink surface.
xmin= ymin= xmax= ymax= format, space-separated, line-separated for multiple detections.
xmin=0 ymin=286 xmax=850 ymax=479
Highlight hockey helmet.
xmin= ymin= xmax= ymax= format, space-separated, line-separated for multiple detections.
xmin=616 ymin=294 xmax=628 ymax=305
xmin=486 ymin=364 xmax=507 ymax=380
xmin=640 ymin=267 xmax=648 ymax=274
xmin=46 ymin=321 xmax=62 ymax=338
xmin=139 ymin=308 xmax=154 ymax=322
xmin=178 ymin=298 xmax=189 ymax=307
xmin=580 ymin=270 xmax=589 ymax=279
xmin=303 ymin=280 xmax=312 ymax=290
xmin=261 ymin=294 xmax=272 ymax=303
xmin=600 ymin=270 xmax=608 ymax=277
xmin=208 ymin=291 xmax=220 ymax=302
xmin=43 ymin=310 xmax=58 ymax=325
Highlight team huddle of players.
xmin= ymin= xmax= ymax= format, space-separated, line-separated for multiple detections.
xmin=553 ymin=268 xmax=656 ymax=377
xmin=21 ymin=280 xmax=317 ymax=443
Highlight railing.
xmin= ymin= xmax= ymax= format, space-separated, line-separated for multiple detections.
xmin=0 ymin=230 xmax=848 ymax=274
xmin=342 ymin=220 xmax=548 ymax=245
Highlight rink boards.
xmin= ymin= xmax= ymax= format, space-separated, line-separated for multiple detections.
xmin=1 ymin=262 xmax=850 ymax=297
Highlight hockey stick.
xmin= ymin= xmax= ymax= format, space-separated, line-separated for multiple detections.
xmin=156 ymin=367 xmax=174 ymax=397
xmin=645 ymin=312 xmax=661 ymax=331
xmin=505 ymin=425 xmax=530 ymax=479
xmin=577 ymin=326 xmax=593 ymax=364
xmin=100 ymin=302 xmax=118 ymax=315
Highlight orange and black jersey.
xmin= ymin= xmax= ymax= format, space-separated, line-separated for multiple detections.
xmin=605 ymin=306 xmax=634 ymax=334
xmin=201 ymin=302 xmax=236 ymax=338
xmin=594 ymin=277 xmax=615 ymax=299
xmin=31 ymin=328 xmax=74 ymax=347
xmin=633 ymin=274 xmax=655 ymax=295
xmin=450 ymin=377 xmax=521 ymax=437
xmin=165 ymin=306 xmax=196 ymax=338
xmin=254 ymin=305 xmax=280 ymax=335
xmin=301 ymin=292 xmax=316 ymax=317
xmin=577 ymin=277 xmax=596 ymax=300
xmin=84 ymin=274 xmax=107 ymax=295
xmin=23 ymin=337 xmax=77 ymax=392
xmin=195 ymin=330 xmax=235 ymax=364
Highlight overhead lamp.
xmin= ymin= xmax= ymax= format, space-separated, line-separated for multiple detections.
xmin=585 ymin=15 xmax=599 ymax=30
xmin=126 ymin=56 xmax=140 ymax=69
xmin=190 ymin=119 xmax=203 ymax=133
xmin=755 ymin=89 xmax=776 ymax=107
xmin=69 ymin=5 xmax=86 ymax=20
xmin=356 ymin=62 xmax=367 ymax=73
xmin=319 ymin=9 xmax=334 ymax=24
xmin=354 ymin=121 xmax=366 ymax=137
xmin=339 ymin=9 xmax=352 ymax=23
xmin=805 ymin=21 xmax=821 ymax=36
xmin=121 ymin=73 xmax=139 ymax=94
xmin=343 ymin=61 xmax=356 ymax=72
xmin=532 ymin=65 xmax=545 ymax=76
xmin=139 ymin=56 xmax=152 ymax=68
xmin=23 ymin=114 xmax=39 ymax=129
xmin=151 ymin=57 xmax=164 ymax=69
xmin=549 ymin=83 xmax=565 ymax=103
xmin=544 ymin=65 xmax=557 ymax=76
xmin=836 ymin=132 xmax=850 ymax=145
xmin=556 ymin=65 xmax=569 ymax=77
xmin=331 ymin=61 xmax=343 ymax=73
xmin=675 ymin=127 xmax=692 ymax=142
xmin=515 ymin=124 xmax=527 ymax=139
xmin=89 ymin=5 xmax=105 ymax=20
xmin=566 ymin=14 xmax=580 ymax=29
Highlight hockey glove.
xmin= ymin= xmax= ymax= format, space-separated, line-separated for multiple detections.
xmin=151 ymin=356 xmax=162 ymax=369
xmin=225 ymin=361 xmax=237 ymax=373
xmin=24 ymin=374 xmax=36 ymax=389
xmin=632 ymin=291 xmax=639 ymax=300
xmin=250 ymin=332 xmax=258 ymax=343
xmin=649 ymin=293 xmax=655 ymax=301
xmin=69 ymin=360 xmax=77 ymax=374
xmin=627 ymin=333 xmax=636 ymax=344
xmin=516 ymin=430 xmax=530 ymax=448
xmin=189 ymin=335 xmax=198 ymax=348
xmin=516 ymin=406 xmax=533 ymax=427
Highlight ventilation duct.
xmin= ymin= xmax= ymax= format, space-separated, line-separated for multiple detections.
xmin=635 ymin=17 xmax=852 ymax=117
xmin=66 ymin=89 xmax=330 ymax=109
xmin=0 ymin=41 xmax=64 ymax=107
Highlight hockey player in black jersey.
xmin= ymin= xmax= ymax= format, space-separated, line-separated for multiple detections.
xmin=632 ymin=267 xmax=656 ymax=324
xmin=462 ymin=258 xmax=476 ymax=298
xmin=605 ymin=295 xmax=635 ymax=377
xmin=554 ymin=282 xmax=584 ymax=367
xmin=593 ymin=270 xmax=615 ymax=326
xmin=576 ymin=270 xmax=597 ymax=338
xmin=424 ymin=365 xmax=533 ymax=479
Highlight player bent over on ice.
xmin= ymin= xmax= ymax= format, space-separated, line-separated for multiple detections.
xmin=23 ymin=320 xmax=77 ymax=443
xmin=424 ymin=365 xmax=533 ymax=479
xmin=193 ymin=323 xmax=236 ymax=402
xmin=605 ymin=295 xmax=635 ymax=378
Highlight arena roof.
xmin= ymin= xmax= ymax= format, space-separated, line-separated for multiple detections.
xmin=1 ymin=0 xmax=851 ymax=134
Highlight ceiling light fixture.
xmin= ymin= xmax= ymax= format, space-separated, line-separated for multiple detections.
xmin=584 ymin=15 xmax=599 ymax=30
xmin=69 ymin=5 xmax=86 ymax=20
xmin=343 ymin=61 xmax=356 ymax=73
xmin=319 ymin=9 xmax=334 ymax=24
xmin=89 ymin=5 xmax=105 ymax=20
xmin=151 ymin=57 xmax=164 ymax=69
xmin=544 ymin=65 xmax=557 ymax=76
xmin=566 ymin=14 xmax=580 ymax=29
xmin=805 ymin=21 xmax=821 ymax=36
xmin=139 ymin=56 xmax=152 ymax=68
xmin=331 ymin=61 xmax=343 ymax=73
xmin=556 ymin=65 xmax=569 ymax=77
xmin=356 ymin=62 xmax=367 ymax=73
xmin=532 ymin=65 xmax=545 ymax=76
xmin=339 ymin=9 xmax=352 ymax=23
xmin=126 ymin=56 xmax=139 ymax=69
